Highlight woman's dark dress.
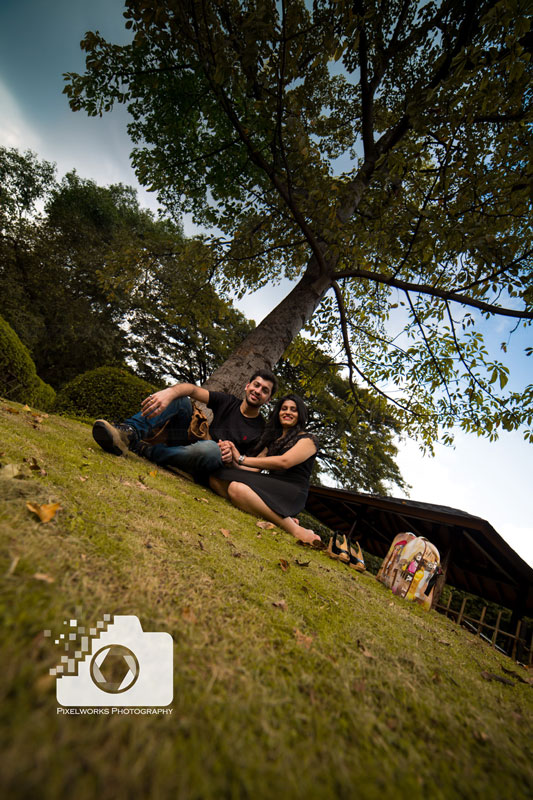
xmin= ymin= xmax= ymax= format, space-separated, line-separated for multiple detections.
xmin=212 ymin=433 xmax=318 ymax=518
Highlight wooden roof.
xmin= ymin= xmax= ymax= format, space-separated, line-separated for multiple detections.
xmin=305 ymin=485 xmax=533 ymax=615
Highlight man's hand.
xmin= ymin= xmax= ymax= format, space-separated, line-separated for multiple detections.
xmin=218 ymin=440 xmax=236 ymax=464
xmin=141 ymin=388 xmax=177 ymax=419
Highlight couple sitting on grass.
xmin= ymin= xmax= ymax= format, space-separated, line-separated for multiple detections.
xmin=92 ymin=369 xmax=325 ymax=549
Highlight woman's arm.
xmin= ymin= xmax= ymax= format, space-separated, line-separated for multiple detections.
xmin=218 ymin=442 xmax=266 ymax=471
xmin=229 ymin=437 xmax=317 ymax=471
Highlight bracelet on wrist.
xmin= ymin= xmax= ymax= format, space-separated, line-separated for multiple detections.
xmin=238 ymin=454 xmax=245 ymax=465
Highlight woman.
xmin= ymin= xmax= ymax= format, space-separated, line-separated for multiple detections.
xmin=209 ymin=394 xmax=324 ymax=547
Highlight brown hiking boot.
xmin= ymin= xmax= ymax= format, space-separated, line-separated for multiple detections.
xmin=92 ymin=420 xmax=137 ymax=456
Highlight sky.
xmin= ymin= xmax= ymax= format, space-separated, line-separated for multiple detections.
xmin=1 ymin=0 xmax=532 ymax=568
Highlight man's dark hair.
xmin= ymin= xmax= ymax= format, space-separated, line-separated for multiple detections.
xmin=248 ymin=369 xmax=278 ymax=397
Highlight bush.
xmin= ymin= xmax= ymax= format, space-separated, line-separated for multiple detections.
xmin=0 ymin=315 xmax=55 ymax=409
xmin=56 ymin=366 xmax=159 ymax=420
xmin=30 ymin=376 xmax=56 ymax=412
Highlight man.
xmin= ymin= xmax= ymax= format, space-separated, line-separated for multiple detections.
xmin=92 ymin=370 xmax=277 ymax=482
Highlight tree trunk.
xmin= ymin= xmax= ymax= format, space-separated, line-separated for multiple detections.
xmin=204 ymin=259 xmax=333 ymax=395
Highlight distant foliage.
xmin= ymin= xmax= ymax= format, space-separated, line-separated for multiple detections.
xmin=56 ymin=366 xmax=159 ymax=421
xmin=0 ymin=315 xmax=55 ymax=410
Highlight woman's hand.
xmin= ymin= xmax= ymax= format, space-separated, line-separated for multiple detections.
xmin=228 ymin=442 xmax=241 ymax=465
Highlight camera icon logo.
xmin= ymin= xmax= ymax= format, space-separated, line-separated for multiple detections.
xmin=51 ymin=615 xmax=173 ymax=707
xmin=90 ymin=644 xmax=140 ymax=694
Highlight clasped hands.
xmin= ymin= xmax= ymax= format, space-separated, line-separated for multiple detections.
xmin=218 ymin=440 xmax=240 ymax=465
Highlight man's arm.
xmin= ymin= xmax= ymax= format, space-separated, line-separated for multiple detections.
xmin=141 ymin=382 xmax=209 ymax=419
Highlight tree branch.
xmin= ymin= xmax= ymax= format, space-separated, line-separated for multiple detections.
xmin=331 ymin=280 xmax=418 ymax=416
xmin=405 ymin=291 xmax=455 ymax=411
xmin=331 ymin=268 xmax=533 ymax=319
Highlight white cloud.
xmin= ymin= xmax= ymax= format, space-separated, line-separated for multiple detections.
xmin=0 ymin=79 xmax=42 ymax=151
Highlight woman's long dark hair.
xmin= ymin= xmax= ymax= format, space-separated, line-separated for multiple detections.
xmin=251 ymin=394 xmax=309 ymax=456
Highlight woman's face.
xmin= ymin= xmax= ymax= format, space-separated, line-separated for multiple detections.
xmin=279 ymin=399 xmax=299 ymax=427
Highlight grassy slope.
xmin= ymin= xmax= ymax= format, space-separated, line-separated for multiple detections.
xmin=0 ymin=401 xmax=532 ymax=800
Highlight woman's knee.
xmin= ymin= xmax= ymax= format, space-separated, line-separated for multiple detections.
xmin=227 ymin=481 xmax=248 ymax=503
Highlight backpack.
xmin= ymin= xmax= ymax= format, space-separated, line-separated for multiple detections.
xmin=378 ymin=534 xmax=440 ymax=611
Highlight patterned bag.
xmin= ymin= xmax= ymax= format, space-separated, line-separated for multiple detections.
xmin=378 ymin=534 xmax=440 ymax=611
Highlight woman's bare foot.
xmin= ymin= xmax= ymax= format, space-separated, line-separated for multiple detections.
xmin=294 ymin=526 xmax=322 ymax=545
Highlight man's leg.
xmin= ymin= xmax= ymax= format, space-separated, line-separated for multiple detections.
xmin=93 ymin=397 xmax=192 ymax=456
xmin=147 ymin=439 xmax=223 ymax=482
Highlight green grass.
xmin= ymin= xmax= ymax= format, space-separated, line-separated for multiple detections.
xmin=1 ymin=400 xmax=532 ymax=799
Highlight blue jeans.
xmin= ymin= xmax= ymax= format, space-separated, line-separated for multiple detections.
xmin=124 ymin=397 xmax=223 ymax=479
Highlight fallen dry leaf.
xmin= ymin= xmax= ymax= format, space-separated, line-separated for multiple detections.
xmin=481 ymin=671 xmax=515 ymax=686
xmin=29 ymin=410 xmax=48 ymax=419
xmin=220 ymin=528 xmax=231 ymax=538
xmin=33 ymin=572 xmax=55 ymax=583
xmin=194 ymin=497 xmax=209 ymax=503
xmin=149 ymin=470 xmax=157 ymax=477
xmin=272 ymin=600 xmax=288 ymax=611
xmin=294 ymin=559 xmax=310 ymax=567
xmin=79 ymin=476 xmax=88 ymax=482
xmin=256 ymin=520 xmax=276 ymax=529
xmin=501 ymin=666 xmax=532 ymax=685
xmin=356 ymin=639 xmax=375 ymax=659
xmin=294 ymin=628 xmax=314 ymax=649
xmin=24 ymin=457 xmax=46 ymax=476
xmin=26 ymin=502 xmax=62 ymax=523
xmin=182 ymin=606 xmax=197 ymax=623
xmin=4 ymin=407 xmax=20 ymax=414
xmin=279 ymin=558 xmax=290 ymax=572
xmin=473 ymin=730 xmax=490 ymax=743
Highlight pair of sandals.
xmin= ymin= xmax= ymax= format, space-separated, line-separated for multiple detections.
xmin=327 ymin=531 xmax=366 ymax=571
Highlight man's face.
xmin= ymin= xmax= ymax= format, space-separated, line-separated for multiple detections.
xmin=244 ymin=377 xmax=274 ymax=407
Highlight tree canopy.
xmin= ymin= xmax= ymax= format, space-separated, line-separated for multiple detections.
xmin=65 ymin=0 xmax=533 ymax=446
xmin=0 ymin=147 xmax=251 ymax=388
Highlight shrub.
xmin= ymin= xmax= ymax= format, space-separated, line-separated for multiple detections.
xmin=0 ymin=315 xmax=55 ymax=409
xmin=30 ymin=376 xmax=56 ymax=412
xmin=56 ymin=366 xmax=159 ymax=420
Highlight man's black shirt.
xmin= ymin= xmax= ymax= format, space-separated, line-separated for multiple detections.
xmin=208 ymin=391 xmax=265 ymax=453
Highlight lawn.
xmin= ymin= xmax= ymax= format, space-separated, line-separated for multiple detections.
xmin=0 ymin=401 xmax=532 ymax=799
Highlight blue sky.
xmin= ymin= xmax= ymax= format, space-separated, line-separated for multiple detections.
xmin=1 ymin=0 xmax=532 ymax=567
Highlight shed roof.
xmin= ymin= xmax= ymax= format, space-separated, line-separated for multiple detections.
xmin=305 ymin=485 xmax=533 ymax=615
